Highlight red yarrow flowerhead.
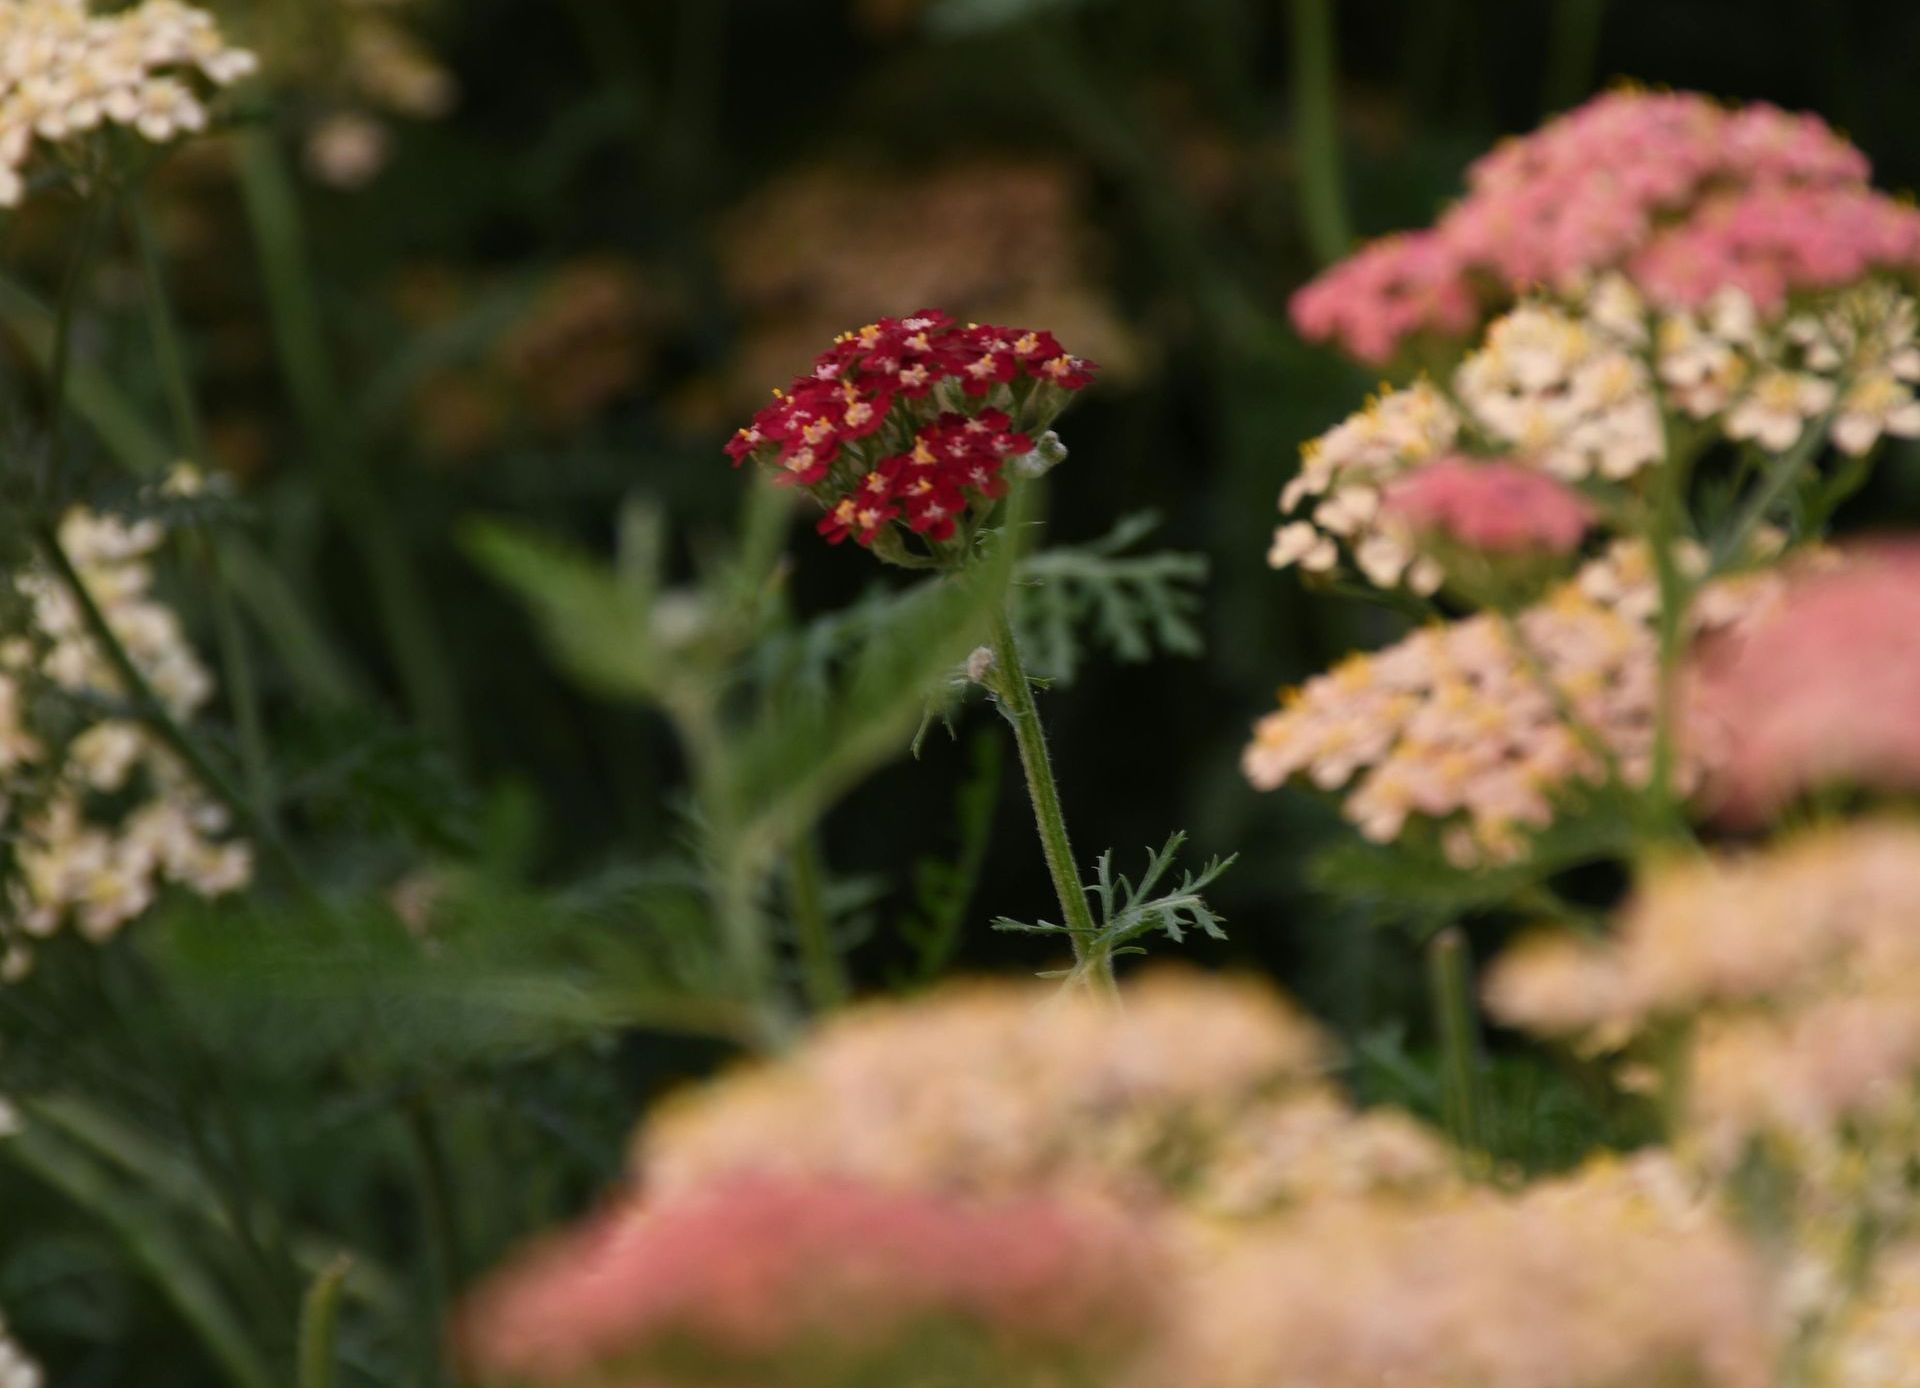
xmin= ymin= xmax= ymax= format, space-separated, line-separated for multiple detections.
xmin=726 ymin=312 xmax=1094 ymax=563
xmin=1382 ymin=457 xmax=1595 ymax=556
xmin=1687 ymin=543 xmax=1920 ymax=825
xmin=1290 ymin=88 xmax=1920 ymax=363
xmin=455 ymin=1176 xmax=1164 ymax=1388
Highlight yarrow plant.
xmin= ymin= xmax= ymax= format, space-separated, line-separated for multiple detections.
xmin=726 ymin=312 xmax=1221 ymax=990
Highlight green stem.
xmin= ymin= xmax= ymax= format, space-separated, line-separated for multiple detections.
xmin=124 ymin=192 xmax=279 ymax=836
xmin=1427 ymin=927 xmax=1485 ymax=1160
xmin=1644 ymin=424 xmax=1697 ymax=840
xmin=401 ymin=1094 xmax=464 ymax=1388
xmin=40 ymin=194 xmax=112 ymax=491
xmin=1710 ymin=411 xmax=1839 ymax=574
xmin=236 ymin=127 xmax=466 ymax=759
xmin=297 ymin=1256 xmax=353 ymax=1388
xmin=786 ymin=834 xmax=847 ymax=1013
xmin=1289 ymin=0 xmax=1352 ymax=266
xmin=986 ymin=609 xmax=1109 ymax=991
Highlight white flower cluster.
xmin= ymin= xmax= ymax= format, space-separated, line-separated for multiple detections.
xmin=2 ymin=507 xmax=250 ymax=975
xmin=1242 ymin=542 xmax=1784 ymax=864
xmin=1273 ymin=276 xmax=1920 ymax=594
xmin=0 ymin=0 xmax=257 ymax=206
xmin=0 ymin=1312 xmax=40 ymax=1388
xmin=1662 ymin=281 xmax=1920 ymax=454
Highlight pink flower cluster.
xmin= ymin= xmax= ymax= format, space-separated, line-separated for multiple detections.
xmin=1292 ymin=89 xmax=1920 ymax=362
xmin=457 ymin=1177 xmax=1161 ymax=1388
xmin=726 ymin=311 xmax=1096 ymax=554
xmin=1687 ymin=543 xmax=1920 ymax=824
xmin=1381 ymin=457 xmax=1594 ymax=557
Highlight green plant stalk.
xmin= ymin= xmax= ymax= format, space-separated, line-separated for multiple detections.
xmin=236 ymin=127 xmax=466 ymax=758
xmin=125 ymin=193 xmax=279 ymax=836
xmin=1289 ymin=0 xmax=1353 ymax=266
xmin=1427 ymin=927 xmax=1485 ymax=1159
xmin=401 ymin=1093 xmax=464 ymax=1388
xmin=986 ymin=609 xmax=1109 ymax=990
xmin=297 ymin=1256 xmax=353 ymax=1388
xmin=1710 ymin=409 xmax=1841 ymax=574
xmin=785 ymin=833 xmax=847 ymax=1013
xmin=1644 ymin=424 xmax=1697 ymax=841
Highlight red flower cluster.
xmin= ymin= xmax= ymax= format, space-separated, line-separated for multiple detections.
xmin=726 ymin=310 xmax=1096 ymax=555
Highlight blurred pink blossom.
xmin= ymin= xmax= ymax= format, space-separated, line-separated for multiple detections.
xmin=457 ymin=1177 xmax=1163 ymax=1387
xmin=1688 ymin=543 xmax=1920 ymax=823
xmin=1291 ymin=89 xmax=1920 ymax=362
xmin=1382 ymin=456 xmax=1594 ymax=555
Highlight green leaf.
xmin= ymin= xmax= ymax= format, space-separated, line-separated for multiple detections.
xmin=3 ymin=1123 xmax=276 ymax=1388
xmin=1012 ymin=512 xmax=1206 ymax=684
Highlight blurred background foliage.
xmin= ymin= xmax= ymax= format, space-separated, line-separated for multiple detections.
xmin=9 ymin=1 xmax=1920 ymax=1384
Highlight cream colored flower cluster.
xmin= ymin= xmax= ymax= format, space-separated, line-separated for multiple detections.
xmin=1487 ymin=820 xmax=1920 ymax=1167
xmin=1272 ymin=277 xmax=1920 ymax=595
xmin=0 ymin=0 xmax=256 ymax=206
xmin=636 ymin=970 xmax=1456 ymax=1215
xmin=1243 ymin=543 xmax=1784 ymax=864
xmin=1662 ymin=280 xmax=1920 ymax=453
xmin=2 ymin=508 xmax=250 ymax=975
xmin=1154 ymin=1153 xmax=1773 ymax=1388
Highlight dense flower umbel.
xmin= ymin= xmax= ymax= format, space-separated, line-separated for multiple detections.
xmin=1244 ymin=543 xmax=1788 ymax=863
xmin=637 ymin=970 xmax=1330 ymax=1206
xmin=1273 ymin=281 xmax=1920 ymax=595
xmin=1381 ymin=457 xmax=1595 ymax=556
xmin=1487 ymin=821 xmax=1920 ymax=1170
xmin=2 ymin=508 xmax=250 ymax=974
xmin=1155 ymin=1154 xmax=1774 ymax=1388
xmin=457 ymin=1177 xmax=1166 ymax=1388
xmin=1290 ymin=88 xmax=1920 ymax=364
xmin=727 ymin=311 xmax=1095 ymax=559
xmin=0 ymin=0 xmax=257 ymax=205
xmin=1686 ymin=542 xmax=1920 ymax=824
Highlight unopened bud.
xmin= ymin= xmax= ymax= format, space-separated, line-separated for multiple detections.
xmin=965 ymin=646 xmax=996 ymax=684
xmin=1013 ymin=430 xmax=1069 ymax=479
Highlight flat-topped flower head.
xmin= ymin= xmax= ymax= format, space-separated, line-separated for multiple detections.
xmin=727 ymin=312 xmax=1095 ymax=563
xmin=0 ymin=0 xmax=257 ymax=206
xmin=1687 ymin=542 xmax=1920 ymax=824
xmin=1382 ymin=457 xmax=1594 ymax=556
xmin=456 ymin=1177 xmax=1165 ymax=1388
xmin=1291 ymin=88 xmax=1920 ymax=364
xmin=1243 ymin=543 xmax=1789 ymax=864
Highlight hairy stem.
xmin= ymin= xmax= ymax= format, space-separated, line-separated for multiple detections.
xmin=986 ymin=609 xmax=1110 ymax=991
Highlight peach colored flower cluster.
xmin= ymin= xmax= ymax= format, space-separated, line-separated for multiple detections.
xmin=1687 ymin=542 xmax=1920 ymax=824
xmin=1154 ymin=1154 xmax=1773 ymax=1388
xmin=458 ymin=1177 xmax=1163 ymax=1388
xmin=1244 ymin=544 xmax=1785 ymax=863
xmin=2 ymin=508 xmax=250 ymax=976
xmin=1291 ymin=88 xmax=1920 ymax=363
xmin=636 ymin=970 xmax=1338 ymax=1206
xmin=1487 ymin=820 xmax=1920 ymax=1166
xmin=0 ymin=0 xmax=256 ymax=205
